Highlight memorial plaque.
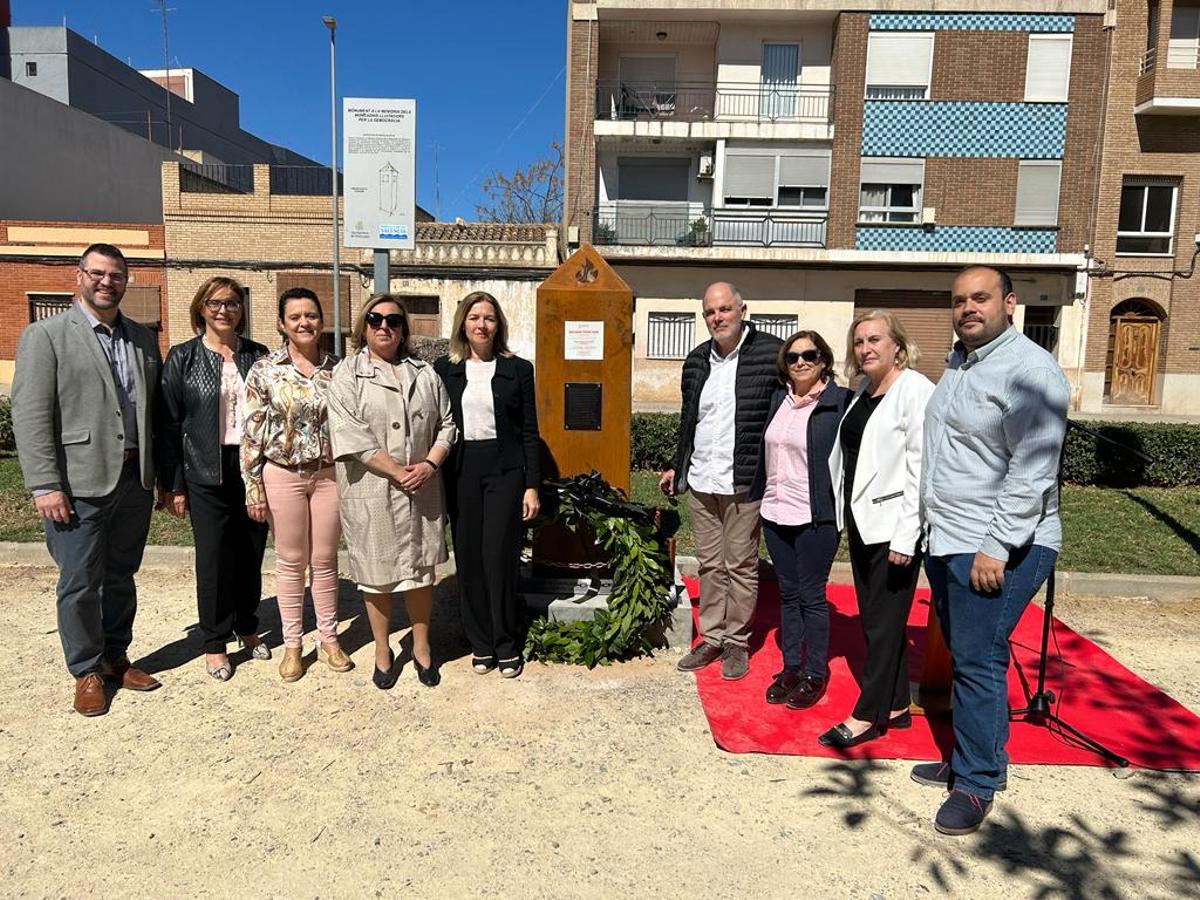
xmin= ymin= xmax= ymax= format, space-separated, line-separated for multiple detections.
xmin=563 ymin=382 xmax=602 ymax=431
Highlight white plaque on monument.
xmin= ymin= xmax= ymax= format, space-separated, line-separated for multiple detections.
xmin=564 ymin=320 xmax=604 ymax=360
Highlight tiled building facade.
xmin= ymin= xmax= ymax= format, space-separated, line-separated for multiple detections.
xmin=566 ymin=1 xmax=1105 ymax=409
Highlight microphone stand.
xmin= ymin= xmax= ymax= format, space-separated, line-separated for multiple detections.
xmin=1008 ymin=420 xmax=1145 ymax=768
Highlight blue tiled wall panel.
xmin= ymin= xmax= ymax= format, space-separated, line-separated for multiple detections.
xmin=855 ymin=226 xmax=1058 ymax=254
xmin=868 ymin=13 xmax=1074 ymax=32
xmin=862 ymin=102 xmax=1067 ymax=158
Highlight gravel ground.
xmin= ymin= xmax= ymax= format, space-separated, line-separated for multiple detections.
xmin=0 ymin=563 xmax=1197 ymax=899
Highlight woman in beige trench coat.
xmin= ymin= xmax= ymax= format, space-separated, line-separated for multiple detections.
xmin=328 ymin=294 xmax=457 ymax=689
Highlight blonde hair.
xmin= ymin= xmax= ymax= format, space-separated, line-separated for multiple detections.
xmin=448 ymin=291 xmax=513 ymax=363
xmin=844 ymin=308 xmax=921 ymax=379
xmin=351 ymin=293 xmax=409 ymax=353
xmin=189 ymin=276 xmax=247 ymax=336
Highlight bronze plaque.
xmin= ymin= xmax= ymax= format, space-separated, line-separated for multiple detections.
xmin=563 ymin=382 xmax=602 ymax=431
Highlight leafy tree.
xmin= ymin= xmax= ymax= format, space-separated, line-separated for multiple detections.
xmin=475 ymin=141 xmax=563 ymax=224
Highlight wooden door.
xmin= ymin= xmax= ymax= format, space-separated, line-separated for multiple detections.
xmin=1109 ymin=316 xmax=1159 ymax=405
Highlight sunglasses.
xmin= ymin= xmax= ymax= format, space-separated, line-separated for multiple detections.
xmin=365 ymin=311 xmax=405 ymax=329
xmin=785 ymin=349 xmax=822 ymax=365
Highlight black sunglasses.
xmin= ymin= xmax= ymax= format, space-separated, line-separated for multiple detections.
xmin=785 ymin=349 xmax=822 ymax=365
xmin=365 ymin=311 xmax=405 ymax=329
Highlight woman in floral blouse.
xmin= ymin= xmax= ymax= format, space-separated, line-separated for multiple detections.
xmin=241 ymin=287 xmax=350 ymax=682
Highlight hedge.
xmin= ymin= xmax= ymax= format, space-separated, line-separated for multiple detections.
xmin=629 ymin=412 xmax=1200 ymax=487
xmin=0 ymin=396 xmax=12 ymax=453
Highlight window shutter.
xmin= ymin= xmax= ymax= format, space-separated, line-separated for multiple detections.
xmin=619 ymin=55 xmax=676 ymax=86
xmin=859 ymin=158 xmax=924 ymax=185
xmin=724 ymin=153 xmax=776 ymax=199
xmin=1024 ymin=35 xmax=1073 ymax=102
xmin=778 ymin=151 xmax=830 ymax=187
xmin=865 ymin=33 xmax=933 ymax=89
xmin=617 ymin=158 xmax=690 ymax=201
xmin=1014 ymin=161 xmax=1062 ymax=226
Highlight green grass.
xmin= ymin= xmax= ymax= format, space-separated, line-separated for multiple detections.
xmin=629 ymin=470 xmax=1200 ymax=577
xmin=3 ymin=456 xmax=1197 ymax=576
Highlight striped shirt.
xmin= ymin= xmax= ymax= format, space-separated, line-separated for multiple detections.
xmin=921 ymin=326 xmax=1070 ymax=561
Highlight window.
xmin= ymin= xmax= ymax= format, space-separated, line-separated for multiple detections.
xmin=121 ymin=285 xmax=162 ymax=327
xmin=617 ymin=158 xmax=690 ymax=201
xmin=1169 ymin=5 xmax=1200 ymax=68
xmin=761 ymin=43 xmax=800 ymax=119
xmin=1117 ymin=180 xmax=1177 ymax=255
xmin=25 ymin=61 xmax=37 ymax=77
xmin=865 ymin=33 xmax=933 ymax=100
xmin=723 ymin=149 xmax=830 ymax=209
xmin=26 ymin=292 xmax=72 ymax=322
xmin=750 ymin=314 xmax=798 ymax=340
xmin=1025 ymin=35 xmax=1073 ymax=102
xmin=1014 ymin=161 xmax=1062 ymax=226
xmin=646 ymin=312 xmax=695 ymax=360
xmin=404 ymin=294 xmax=441 ymax=337
xmin=1022 ymin=305 xmax=1059 ymax=354
xmin=859 ymin=158 xmax=924 ymax=223
xmin=618 ymin=55 xmax=677 ymax=117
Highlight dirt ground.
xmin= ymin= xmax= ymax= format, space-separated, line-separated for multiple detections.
xmin=0 ymin=563 xmax=1197 ymax=900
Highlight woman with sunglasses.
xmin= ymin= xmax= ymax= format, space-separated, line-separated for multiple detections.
xmin=328 ymin=294 xmax=457 ymax=689
xmin=434 ymin=292 xmax=541 ymax=679
xmin=159 ymin=276 xmax=269 ymax=681
xmin=821 ymin=309 xmax=935 ymax=748
xmin=749 ymin=331 xmax=849 ymax=710
xmin=241 ymin=287 xmax=348 ymax=682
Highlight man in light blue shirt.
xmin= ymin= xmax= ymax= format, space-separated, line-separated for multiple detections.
xmin=912 ymin=265 xmax=1069 ymax=835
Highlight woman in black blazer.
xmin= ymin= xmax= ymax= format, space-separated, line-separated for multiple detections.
xmin=160 ymin=276 xmax=270 ymax=681
xmin=434 ymin=291 xmax=541 ymax=679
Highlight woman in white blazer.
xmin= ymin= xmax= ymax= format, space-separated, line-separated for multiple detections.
xmin=819 ymin=309 xmax=935 ymax=749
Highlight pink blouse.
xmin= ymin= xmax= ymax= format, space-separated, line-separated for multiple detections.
xmin=760 ymin=382 xmax=826 ymax=526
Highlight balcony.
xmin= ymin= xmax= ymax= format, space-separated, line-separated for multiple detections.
xmin=593 ymin=81 xmax=834 ymax=141
xmin=1136 ymin=42 xmax=1200 ymax=114
xmin=592 ymin=203 xmax=827 ymax=250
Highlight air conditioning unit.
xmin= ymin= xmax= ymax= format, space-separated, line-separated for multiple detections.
xmin=921 ymin=206 xmax=937 ymax=225
xmin=698 ymin=154 xmax=714 ymax=180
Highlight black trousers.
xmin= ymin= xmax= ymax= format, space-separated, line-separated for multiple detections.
xmin=187 ymin=445 xmax=269 ymax=653
xmin=846 ymin=508 xmax=921 ymax=725
xmin=762 ymin=519 xmax=839 ymax=679
xmin=447 ymin=440 xmax=526 ymax=661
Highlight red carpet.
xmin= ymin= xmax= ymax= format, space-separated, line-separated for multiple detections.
xmin=685 ymin=578 xmax=1200 ymax=769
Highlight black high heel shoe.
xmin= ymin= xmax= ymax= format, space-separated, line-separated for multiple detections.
xmin=413 ymin=653 xmax=440 ymax=688
xmin=372 ymin=649 xmax=397 ymax=690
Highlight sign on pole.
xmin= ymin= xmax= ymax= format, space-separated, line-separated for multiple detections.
xmin=343 ymin=98 xmax=416 ymax=250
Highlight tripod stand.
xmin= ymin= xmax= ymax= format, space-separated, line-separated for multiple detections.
xmin=1008 ymin=420 xmax=1143 ymax=768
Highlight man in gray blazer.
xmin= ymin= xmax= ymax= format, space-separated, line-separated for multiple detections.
xmin=12 ymin=243 xmax=164 ymax=716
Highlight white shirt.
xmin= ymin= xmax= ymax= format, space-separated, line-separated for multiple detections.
xmin=462 ymin=358 xmax=498 ymax=440
xmin=687 ymin=326 xmax=748 ymax=495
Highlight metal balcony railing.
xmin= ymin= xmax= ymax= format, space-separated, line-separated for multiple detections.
xmin=595 ymin=81 xmax=832 ymax=124
xmin=1166 ymin=44 xmax=1200 ymax=69
xmin=179 ymin=163 xmax=255 ymax=194
xmin=592 ymin=204 xmax=828 ymax=249
xmin=1141 ymin=46 xmax=1157 ymax=74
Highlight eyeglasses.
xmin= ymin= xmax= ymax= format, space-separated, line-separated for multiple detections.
xmin=80 ymin=267 xmax=128 ymax=285
xmin=365 ymin=311 xmax=405 ymax=329
xmin=204 ymin=298 xmax=243 ymax=312
xmin=785 ymin=349 xmax=822 ymax=365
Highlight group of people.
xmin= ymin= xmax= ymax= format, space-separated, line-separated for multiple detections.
xmin=662 ymin=270 xmax=1068 ymax=836
xmin=11 ymin=244 xmax=542 ymax=717
xmin=12 ymin=243 xmax=1068 ymax=839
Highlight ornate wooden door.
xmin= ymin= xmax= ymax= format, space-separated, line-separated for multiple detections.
xmin=1110 ymin=316 xmax=1159 ymax=405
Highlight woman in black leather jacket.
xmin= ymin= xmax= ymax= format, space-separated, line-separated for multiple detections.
xmin=160 ymin=276 xmax=269 ymax=681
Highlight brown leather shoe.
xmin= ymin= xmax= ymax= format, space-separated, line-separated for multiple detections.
xmin=103 ymin=656 xmax=161 ymax=691
xmin=74 ymin=673 xmax=109 ymax=716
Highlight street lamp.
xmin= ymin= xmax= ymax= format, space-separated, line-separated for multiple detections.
xmin=322 ymin=15 xmax=342 ymax=355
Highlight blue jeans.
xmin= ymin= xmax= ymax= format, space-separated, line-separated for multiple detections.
xmin=43 ymin=459 xmax=153 ymax=676
xmin=925 ymin=545 xmax=1057 ymax=802
xmin=762 ymin=519 xmax=839 ymax=678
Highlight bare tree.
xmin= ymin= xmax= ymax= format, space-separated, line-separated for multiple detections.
xmin=475 ymin=141 xmax=563 ymax=224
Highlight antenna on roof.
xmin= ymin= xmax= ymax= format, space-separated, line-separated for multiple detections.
xmin=432 ymin=140 xmax=442 ymax=220
xmin=154 ymin=0 xmax=177 ymax=150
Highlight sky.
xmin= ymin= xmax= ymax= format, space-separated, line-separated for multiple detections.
xmin=12 ymin=0 xmax=567 ymax=221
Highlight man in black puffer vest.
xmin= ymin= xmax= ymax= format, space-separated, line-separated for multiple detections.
xmin=660 ymin=282 xmax=782 ymax=680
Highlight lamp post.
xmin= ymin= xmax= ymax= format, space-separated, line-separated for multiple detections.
xmin=322 ymin=15 xmax=342 ymax=355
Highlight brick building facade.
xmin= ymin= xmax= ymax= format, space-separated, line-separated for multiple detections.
xmin=566 ymin=1 xmax=1106 ymax=409
xmin=0 ymin=222 xmax=166 ymax=383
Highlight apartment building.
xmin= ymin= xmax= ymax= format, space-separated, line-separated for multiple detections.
xmin=565 ymin=1 xmax=1106 ymax=408
xmin=1082 ymin=0 xmax=1200 ymax=414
